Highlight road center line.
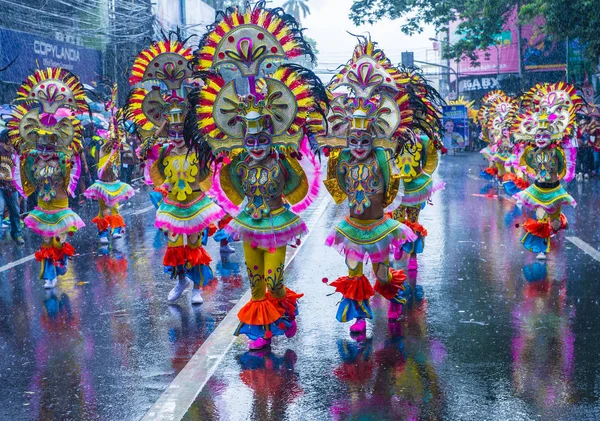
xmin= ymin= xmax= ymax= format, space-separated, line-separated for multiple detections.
xmin=142 ymin=197 xmax=332 ymax=421
xmin=0 ymin=255 xmax=36 ymax=273
xmin=0 ymin=205 xmax=155 ymax=274
xmin=124 ymin=204 xmax=155 ymax=216
xmin=566 ymin=236 xmax=600 ymax=263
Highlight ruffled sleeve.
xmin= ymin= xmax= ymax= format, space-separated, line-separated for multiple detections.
xmin=67 ymin=154 xmax=81 ymax=197
xmin=286 ymin=136 xmax=321 ymax=213
xmin=11 ymin=153 xmax=26 ymax=197
xmin=206 ymin=157 xmax=245 ymax=215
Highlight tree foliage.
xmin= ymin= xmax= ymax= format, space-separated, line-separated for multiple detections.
xmin=519 ymin=0 xmax=600 ymax=61
xmin=283 ymin=0 xmax=311 ymax=24
xmin=350 ymin=0 xmax=600 ymax=63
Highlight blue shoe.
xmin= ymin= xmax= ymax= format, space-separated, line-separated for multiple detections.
xmin=98 ymin=230 xmax=109 ymax=244
xmin=414 ymin=285 xmax=424 ymax=301
xmin=112 ymin=226 xmax=123 ymax=239
xmin=403 ymin=284 xmax=412 ymax=299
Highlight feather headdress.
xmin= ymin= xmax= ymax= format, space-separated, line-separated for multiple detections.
xmin=9 ymin=67 xmax=86 ymax=156
xmin=318 ymin=36 xmax=442 ymax=155
xmin=192 ymin=1 xmax=326 ymax=154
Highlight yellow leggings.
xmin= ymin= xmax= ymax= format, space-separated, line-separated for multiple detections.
xmin=495 ymin=161 xmax=506 ymax=177
xmin=392 ymin=206 xmax=421 ymax=224
xmin=348 ymin=260 xmax=392 ymax=284
xmin=41 ymin=235 xmax=66 ymax=248
xmin=243 ymin=242 xmax=287 ymax=301
xmin=166 ymin=231 xmax=201 ymax=247
xmin=544 ymin=207 xmax=563 ymax=231
xmin=98 ymin=199 xmax=120 ymax=218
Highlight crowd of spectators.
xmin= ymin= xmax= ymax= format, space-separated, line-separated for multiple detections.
xmin=575 ymin=113 xmax=600 ymax=180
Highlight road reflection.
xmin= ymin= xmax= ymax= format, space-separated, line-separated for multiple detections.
xmin=512 ymin=262 xmax=574 ymax=410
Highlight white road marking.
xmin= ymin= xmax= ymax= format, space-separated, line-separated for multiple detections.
xmin=142 ymin=197 xmax=332 ymax=421
xmin=0 ymin=255 xmax=35 ymax=273
xmin=122 ymin=204 xmax=155 ymax=216
xmin=0 ymin=205 xmax=155 ymax=273
xmin=566 ymin=236 xmax=600 ymax=263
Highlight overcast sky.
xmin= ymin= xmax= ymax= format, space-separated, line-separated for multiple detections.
xmin=271 ymin=0 xmax=439 ymax=70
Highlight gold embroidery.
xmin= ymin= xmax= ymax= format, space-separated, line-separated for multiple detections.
xmin=219 ymin=161 xmax=245 ymax=206
xmin=384 ymin=173 xmax=401 ymax=208
xmin=324 ymin=178 xmax=347 ymax=204
xmin=284 ymin=158 xmax=309 ymax=205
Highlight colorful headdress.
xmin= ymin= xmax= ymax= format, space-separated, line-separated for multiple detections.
xmin=486 ymin=93 xmax=518 ymax=140
xmin=519 ymin=83 xmax=548 ymax=111
xmin=512 ymin=82 xmax=583 ymax=144
xmin=192 ymin=1 xmax=326 ymax=154
xmin=318 ymin=37 xmax=442 ymax=153
xmin=477 ymin=90 xmax=505 ymax=125
xmin=318 ymin=37 xmax=425 ymax=151
xmin=127 ymin=32 xmax=196 ymax=138
xmin=7 ymin=67 xmax=87 ymax=156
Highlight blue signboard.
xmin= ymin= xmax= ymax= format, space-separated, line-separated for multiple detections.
xmin=0 ymin=27 xmax=103 ymax=85
xmin=442 ymin=105 xmax=469 ymax=150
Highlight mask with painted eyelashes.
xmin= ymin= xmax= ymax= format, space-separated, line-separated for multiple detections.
xmin=347 ymin=132 xmax=373 ymax=161
xmin=534 ymin=130 xmax=551 ymax=148
xmin=244 ymin=132 xmax=272 ymax=162
xmin=36 ymin=144 xmax=56 ymax=154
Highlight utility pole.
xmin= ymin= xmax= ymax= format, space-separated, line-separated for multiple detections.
xmin=516 ymin=0 xmax=525 ymax=90
xmin=566 ymin=36 xmax=569 ymax=83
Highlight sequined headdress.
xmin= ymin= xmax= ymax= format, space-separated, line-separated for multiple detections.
xmin=512 ymin=82 xmax=583 ymax=144
xmin=127 ymin=31 xmax=196 ymax=142
xmin=7 ymin=67 xmax=87 ymax=156
xmin=192 ymin=1 xmax=327 ymax=154
xmin=318 ymin=36 xmax=441 ymax=152
xmin=519 ymin=83 xmax=548 ymax=111
xmin=477 ymin=90 xmax=505 ymax=125
xmin=485 ymin=93 xmax=518 ymax=141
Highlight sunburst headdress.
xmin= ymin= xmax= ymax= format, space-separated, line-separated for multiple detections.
xmin=317 ymin=36 xmax=422 ymax=152
xmin=485 ymin=93 xmax=518 ymax=141
xmin=512 ymin=82 xmax=583 ymax=144
xmin=519 ymin=83 xmax=548 ymax=111
xmin=477 ymin=90 xmax=505 ymax=126
xmin=192 ymin=1 xmax=327 ymax=154
xmin=127 ymin=31 xmax=196 ymax=140
xmin=7 ymin=67 xmax=87 ymax=156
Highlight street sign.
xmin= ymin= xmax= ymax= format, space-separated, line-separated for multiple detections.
xmin=401 ymin=51 xmax=414 ymax=67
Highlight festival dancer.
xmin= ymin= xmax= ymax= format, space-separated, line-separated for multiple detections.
xmin=84 ymin=85 xmax=135 ymax=244
xmin=128 ymin=33 xmax=225 ymax=304
xmin=512 ymin=82 xmax=581 ymax=259
xmin=7 ymin=67 xmax=88 ymax=288
xmin=478 ymin=90 xmax=506 ymax=181
xmin=501 ymin=84 xmax=550 ymax=196
xmin=391 ymin=69 xmax=445 ymax=272
xmin=319 ymin=37 xmax=438 ymax=335
xmin=191 ymin=1 xmax=326 ymax=350
xmin=391 ymin=131 xmax=444 ymax=272
xmin=486 ymin=93 xmax=519 ymax=181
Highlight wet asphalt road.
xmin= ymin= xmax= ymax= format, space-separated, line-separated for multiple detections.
xmin=2 ymin=153 xmax=600 ymax=420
